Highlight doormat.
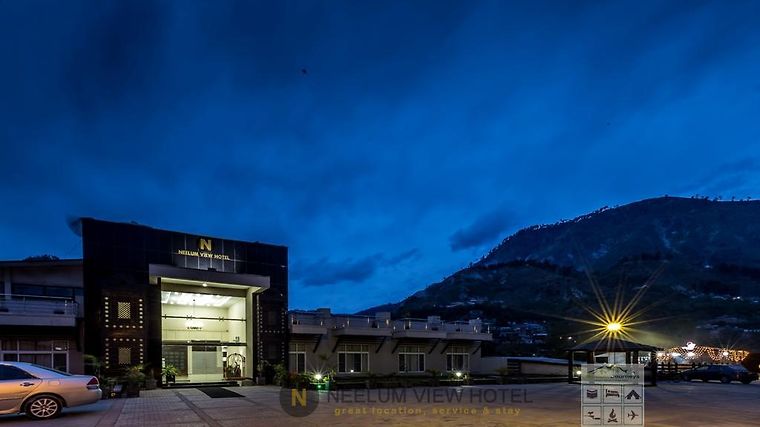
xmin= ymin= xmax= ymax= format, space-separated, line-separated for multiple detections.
xmin=197 ymin=387 xmax=244 ymax=398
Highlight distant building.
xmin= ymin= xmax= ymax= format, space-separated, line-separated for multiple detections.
xmin=0 ymin=259 xmax=84 ymax=373
xmin=288 ymin=309 xmax=492 ymax=376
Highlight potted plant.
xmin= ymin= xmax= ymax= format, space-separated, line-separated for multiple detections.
xmin=162 ymin=364 xmax=178 ymax=385
xmin=123 ymin=365 xmax=146 ymax=398
xmin=83 ymin=354 xmax=101 ymax=378
xmin=256 ymin=361 xmax=266 ymax=385
xmin=101 ymin=377 xmax=120 ymax=399
xmin=144 ymin=368 xmax=158 ymax=390
xmin=273 ymin=363 xmax=288 ymax=387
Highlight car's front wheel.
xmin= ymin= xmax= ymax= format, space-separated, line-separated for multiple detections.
xmin=25 ymin=395 xmax=62 ymax=420
xmin=720 ymin=376 xmax=731 ymax=384
xmin=741 ymin=379 xmax=752 ymax=385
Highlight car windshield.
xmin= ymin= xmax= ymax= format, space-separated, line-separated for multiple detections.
xmin=729 ymin=365 xmax=749 ymax=372
xmin=30 ymin=364 xmax=73 ymax=376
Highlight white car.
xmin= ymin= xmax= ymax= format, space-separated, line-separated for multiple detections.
xmin=0 ymin=362 xmax=102 ymax=420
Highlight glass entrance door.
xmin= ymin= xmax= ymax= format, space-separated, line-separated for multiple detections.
xmin=190 ymin=345 xmax=223 ymax=382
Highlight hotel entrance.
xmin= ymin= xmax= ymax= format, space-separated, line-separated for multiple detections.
xmin=151 ymin=263 xmax=269 ymax=385
xmin=160 ymin=289 xmax=249 ymax=383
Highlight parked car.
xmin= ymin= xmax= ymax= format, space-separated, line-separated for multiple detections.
xmin=0 ymin=362 xmax=102 ymax=420
xmin=681 ymin=364 xmax=759 ymax=384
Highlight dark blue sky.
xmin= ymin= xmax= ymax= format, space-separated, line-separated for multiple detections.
xmin=2 ymin=1 xmax=760 ymax=312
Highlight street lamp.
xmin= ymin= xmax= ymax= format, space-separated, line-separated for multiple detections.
xmin=606 ymin=322 xmax=622 ymax=333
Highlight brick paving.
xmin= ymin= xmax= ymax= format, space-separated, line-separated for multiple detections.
xmin=0 ymin=382 xmax=758 ymax=426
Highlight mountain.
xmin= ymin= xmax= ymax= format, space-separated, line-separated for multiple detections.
xmin=362 ymin=197 xmax=760 ymax=353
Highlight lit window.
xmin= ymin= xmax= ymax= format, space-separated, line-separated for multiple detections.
xmin=117 ymin=302 xmax=131 ymax=319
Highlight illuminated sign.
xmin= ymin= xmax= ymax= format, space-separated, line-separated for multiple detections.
xmin=176 ymin=238 xmax=231 ymax=261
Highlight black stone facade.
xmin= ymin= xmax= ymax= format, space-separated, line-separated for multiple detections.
xmin=81 ymin=218 xmax=288 ymax=380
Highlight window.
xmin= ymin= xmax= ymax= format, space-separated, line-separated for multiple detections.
xmin=446 ymin=346 xmax=470 ymax=372
xmin=45 ymin=287 xmax=74 ymax=298
xmin=398 ymin=345 xmax=425 ymax=373
xmin=289 ymin=343 xmax=306 ymax=373
xmin=19 ymin=340 xmax=36 ymax=351
xmin=0 ymin=365 xmax=35 ymax=380
xmin=53 ymin=354 xmax=67 ymax=371
xmin=338 ymin=344 xmax=369 ymax=373
xmin=11 ymin=284 xmax=45 ymax=296
xmin=117 ymin=302 xmax=131 ymax=319
xmin=118 ymin=347 xmax=131 ymax=365
xmin=11 ymin=284 xmax=77 ymax=298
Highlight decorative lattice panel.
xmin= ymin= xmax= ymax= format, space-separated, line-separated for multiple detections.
xmin=103 ymin=296 xmax=144 ymax=329
xmin=104 ymin=337 xmax=144 ymax=369
xmin=117 ymin=302 xmax=131 ymax=319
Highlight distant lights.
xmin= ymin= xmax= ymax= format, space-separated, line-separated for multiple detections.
xmin=455 ymin=371 xmax=463 ymax=378
xmin=606 ymin=322 xmax=623 ymax=333
xmin=658 ymin=344 xmax=750 ymax=363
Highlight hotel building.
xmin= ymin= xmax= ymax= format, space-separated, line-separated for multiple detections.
xmin=0 ymin=218 xmax=288 ymax=385
xmin=288 ymin=308 xmax=492 ymax=376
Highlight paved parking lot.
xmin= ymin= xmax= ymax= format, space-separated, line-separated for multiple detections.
xmin=0 ymin=382 xmax=757 ymax=426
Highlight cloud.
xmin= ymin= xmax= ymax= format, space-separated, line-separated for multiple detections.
xmin=295 ymin=248 xmax=420 ymax=287
xmin=449 ymin=210 xmax=514 ymax=252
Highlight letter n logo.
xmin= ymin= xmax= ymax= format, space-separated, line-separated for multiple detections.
xmin=291 ymin=389 xmax=307 ymax=407
xmin=199 ymin=238 xmax=212 ymax=251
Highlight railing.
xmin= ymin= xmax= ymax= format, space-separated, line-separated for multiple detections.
xmin=0 ymin=294 xmax=78 ymax=317
xmin=444 ymin=321 xmax=488 ymax=334
xmin=290 ymin=313 xmax=328 ymax=326
xmin=393 ymin=318 xmax=442 ymax=331
xmin=288 ymin=312 xmax=492 ymax=336
xmin=334 ymin=315 xmax=390 ymax=329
